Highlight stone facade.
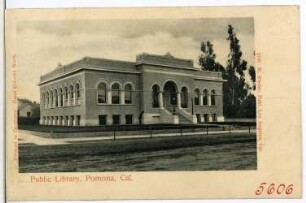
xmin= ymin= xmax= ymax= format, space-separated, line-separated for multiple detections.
xmin=39 ymin=53 xmax=225 ymax=126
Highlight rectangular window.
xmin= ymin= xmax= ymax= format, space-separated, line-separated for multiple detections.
xmin=70 ymin=116 xmax=74 ymax=126
xmin=112 ymin=91 xmax=120 ymax=104
xmin=27 ymin=112 xmax=31 ymax=117
xmin=98 ymin=89 xmax=106 ymax=104
xmin=195 ymin=97 xmax=199 ymax=105
xmin=125 ymin=91 xmax=132 ymax=104
xmin=152 ymin=89 xmax=159 ymax=108
xmin=203 ymin=96 xmax=208 ymax=105
xmin=60 ymin=95 xmax=64 ymax=106
xmin=196 ymin=114 xmax=201 ymax=123
xmin=126 ymin=114 xmax=133 ymax=125
xmin=204 ymin=114 xmax=209 ymax=122
xmin=99 ymin=115 xmax=107 ymax=125
xmin=76 ymin=115 xmax=81 ymax=126
xmin=113 ymin=115 xmax=120 ymax=125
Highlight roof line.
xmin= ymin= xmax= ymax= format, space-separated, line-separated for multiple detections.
xmin=83 ymin=56 xmax=135 ymax=64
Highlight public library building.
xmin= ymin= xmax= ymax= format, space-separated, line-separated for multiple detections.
xmin=39 ymin=53 xmax=225 ymax=126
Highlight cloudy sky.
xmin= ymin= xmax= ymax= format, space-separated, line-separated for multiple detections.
xmin=17 ymin=18 xmax=254 ymax=102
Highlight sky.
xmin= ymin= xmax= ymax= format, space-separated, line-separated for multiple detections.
xmin=17 ymin=18 xmax=254 ymax=102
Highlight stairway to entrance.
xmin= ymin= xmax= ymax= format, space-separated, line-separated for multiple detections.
xmin=176 ymin=112 xmax=191 ymax=124
xmin=164 ymin=105 xmax=191 ymax=124
xmin=164 ymin=105 xmax=176 ymax=114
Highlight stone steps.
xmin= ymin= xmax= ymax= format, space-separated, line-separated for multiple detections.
xmin=177 ymin=113 xmax=191 ymax=124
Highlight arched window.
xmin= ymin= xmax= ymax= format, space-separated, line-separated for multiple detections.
xmin=152 ymin=85 xmax=160 ymax=108
xmin=50 ymin=91 xmax=54 ymax=108
xmin=64 ymin=86 xmax=69 ymax=106
xmin=46 ymin=92 xmax=49 ymax=108
xmin=59 ymin=88 xmax=63 ymax=107
xmin=194 ymin=88 xmax=200 ymax=105
xmin=211 ymin=90 xmax=216 ymax=106
xmin=203 ymin=89 xmax=208 ymax=105
xmin=42 ymin=92 xmax=45 ymax=108
xmin=181 ymin=87 xmax=188 ymax=108
xmin=55 ymin=90 xmax=58 ymax=107
xmin=70 ymin=85 xmax=74 ymax=99
xmin=97 ymin=83 xmax=107 ymax=104
xmin=111 ymin=83 xmax=120 ymax=104
xmin=76 ymin=83 xmax=80 ymax=105
xmin=124 ymin=84 xmax=132 ymax=104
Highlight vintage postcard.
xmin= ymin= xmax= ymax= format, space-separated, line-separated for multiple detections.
xmin=5 ymin=6 xmax=301 ymax=200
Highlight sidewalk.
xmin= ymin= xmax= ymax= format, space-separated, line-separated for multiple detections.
xmin=18 ymin=129 xmax=256 ymax=146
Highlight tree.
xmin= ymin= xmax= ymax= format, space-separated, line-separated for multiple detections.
xmin=198 ymin=25 xmax=256 ymax=118
xmin=237 ymin=94 xmax=256 ymax=118
xmin=249 ymin=66 xmax=256 ymax=90
xmin=199 ymin=41 xmax=224 ymax=72
xmin=223 ymin=25 xmax=250 ymax=118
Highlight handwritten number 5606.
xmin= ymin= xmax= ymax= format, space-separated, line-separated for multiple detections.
xmin=255 ymin=183 xmax=293 ymax=195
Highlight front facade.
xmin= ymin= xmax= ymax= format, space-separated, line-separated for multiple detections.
xmin=39 ymin=53 xmax=225 ymax=126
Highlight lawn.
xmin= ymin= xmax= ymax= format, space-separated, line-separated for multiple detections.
xmin=19 ymin=133 xmax=256 ymax=172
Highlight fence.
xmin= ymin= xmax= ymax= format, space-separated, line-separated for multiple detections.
xmin=19 ymin=122 xmax=256 ymax=139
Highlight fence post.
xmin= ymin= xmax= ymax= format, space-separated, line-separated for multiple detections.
xmin=249 ymin=125 xmax=251 ymax=134
xmin=180 ymin=128 xmax=183 ymax=136
xmin=229 ymin=125 xmax=231 ymax=134
xmin=113 ymin=129 xmax=116 ymax=140
xmin=206 ymin=126 xmax=208 ymax=135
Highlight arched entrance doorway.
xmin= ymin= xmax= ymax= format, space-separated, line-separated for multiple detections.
xmin=163 ymin=81 xmax=178 ymax=108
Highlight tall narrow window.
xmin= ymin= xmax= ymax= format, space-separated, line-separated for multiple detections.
xmin=55 ymin=90 xmax=58 ymax=107
xmin=203 ymin=89 xmax=208 ymax=105
xmin=76 ymin=83 xmax=80 ymax=105
xmin=111 ymin=83 xmax=120 ymax=104
xmin=97 ymin=83 xmax=107 ymax=104
xmin=196 ymin=114 xmax=201 ymax=123
xmin=60 ymin=88 xmax=63 ymax=107
xmin=70 ymin=85 xmax=74 ymax=105
xmin=76 ymin=115 xmax=81 ymax=126
xmin=113 ymin=115 xmax=120 ymax=125
xmin=50 ymin=91 xmax=54 ymax=108
xmin=124 ymin=84 xmax=132 ymax=104
xmin=64 ymin=86 xmax=69 ymax=106
xmin=99 ymin=115 xmax=107 ymax=125
xmin=126 ymin=114 xmax=133 ymax=124
xmin=181 ymin=87 xmax=188 ymax=108
xmin=152 ymin=85 xmax=160 ymax=108
xmin=42 ymin=92 xmax=46 ymax=109
xmin=211 ymin=90 xmax=216 ymax=106
xmin=46 ymin=92 xmax=49 ymax=108
xmin=204 ymin=114 xmax=209 ymax=122
xmin=194 ymin=89 xmax=200 ymax=105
